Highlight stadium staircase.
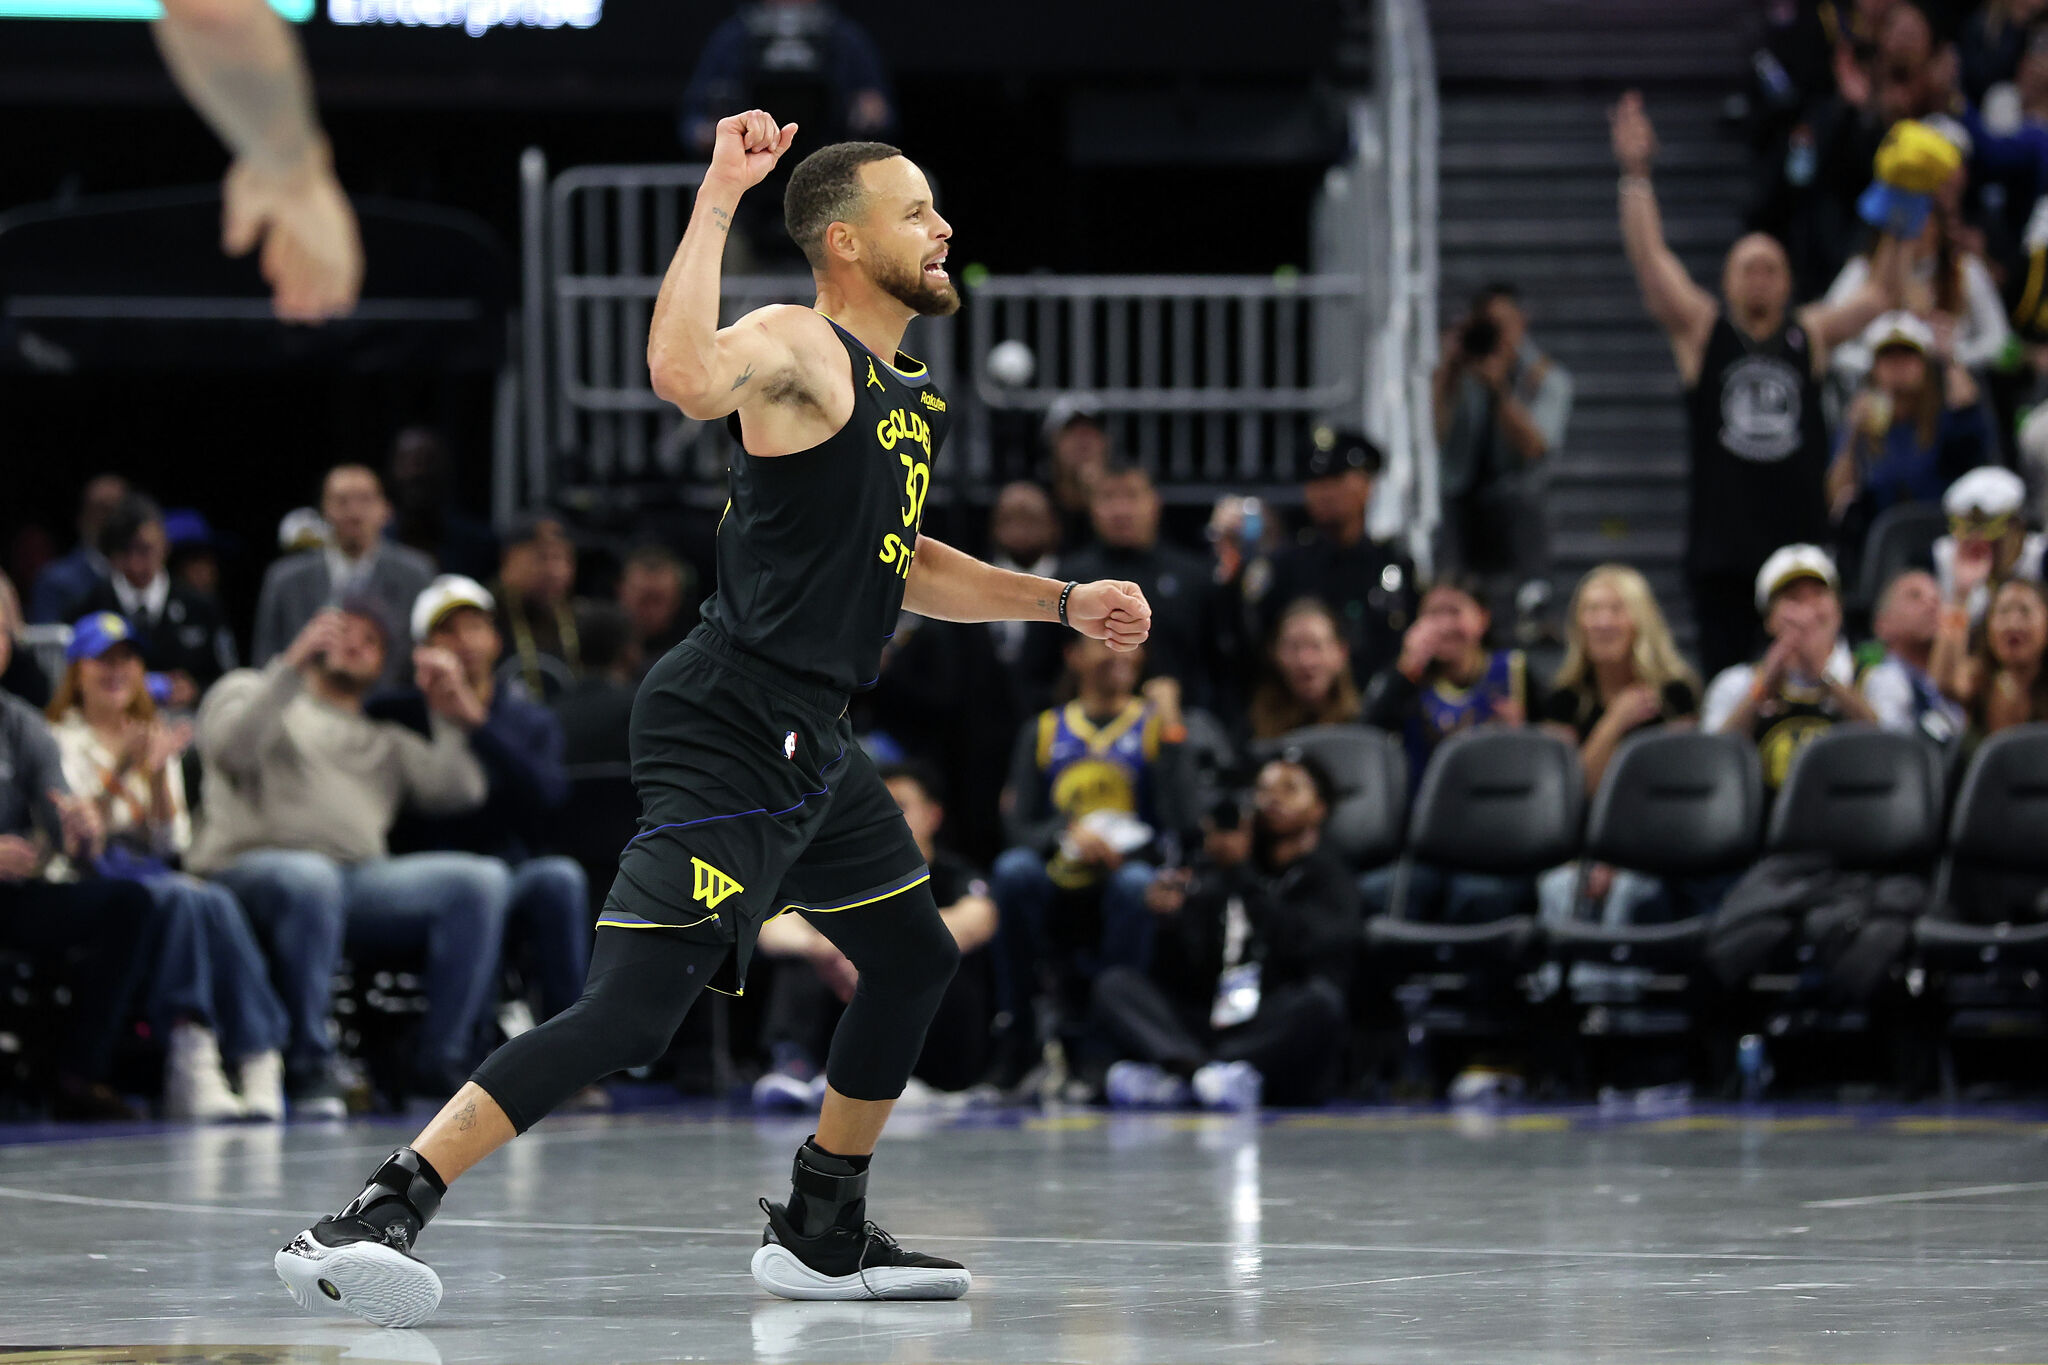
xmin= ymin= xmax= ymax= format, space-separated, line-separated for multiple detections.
xmin=1428 ymin=0 xmax=1753 ymax=646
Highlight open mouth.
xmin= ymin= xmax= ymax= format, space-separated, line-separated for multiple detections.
xmin=924 ymin=251 xmax=950 ymax=283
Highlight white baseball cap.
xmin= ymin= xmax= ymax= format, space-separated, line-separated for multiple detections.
xmin=1755 ymin=543 xmax=1840 ymax=612
xmin=1942 ymin=464 xmax=2026 ymax=519
xmin=1862 ymin=309 xmax=1935 ymax=357
xmin=411 ymin=574 xmax=496 ymax=642
xmin=277 ymin=507 xmax=329 ymax=552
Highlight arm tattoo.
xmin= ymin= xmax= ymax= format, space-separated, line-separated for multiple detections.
xmin=454 ymin=1098 xmax=477 ymax=1131
xmin=730 ymin=363 xmax=756 ymax=392
xmin=710 ymin=206 xmax=733 ymax=234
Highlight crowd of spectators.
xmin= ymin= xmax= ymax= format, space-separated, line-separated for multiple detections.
xmin=8 ymin=373 xmax=2043 ymax=1117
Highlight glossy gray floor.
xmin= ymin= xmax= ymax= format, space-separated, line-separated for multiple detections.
xmin=2 ymin=1105 xmax=2047 ymax=1364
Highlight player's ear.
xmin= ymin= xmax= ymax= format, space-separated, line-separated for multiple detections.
xmin=824 ymin=219 xmax=859 ymax=265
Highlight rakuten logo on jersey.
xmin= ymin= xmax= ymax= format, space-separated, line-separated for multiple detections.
xmin=329 ymin=0 xmax=602 ymax=37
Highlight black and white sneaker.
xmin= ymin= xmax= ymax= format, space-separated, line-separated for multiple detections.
xmin=750 ymin=1141 xmax=969 ymax=1300
xmin=275 ymin=1215 xmax=444 ymax=1328
xmin=275 ymin=1147 xmax=447 ymax=1328
xmin=751 ymin=1197 xmax=971 ymax=1301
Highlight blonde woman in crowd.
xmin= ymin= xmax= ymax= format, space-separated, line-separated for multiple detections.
xmin=1540 ymin=564 xmax=1700 ymax=791
xmin=1537 ymin=566 xmax=1701 ymax=966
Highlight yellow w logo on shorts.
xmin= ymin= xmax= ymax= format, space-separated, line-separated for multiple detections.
xmin=690 ymin=856 xmax=744 ymax=910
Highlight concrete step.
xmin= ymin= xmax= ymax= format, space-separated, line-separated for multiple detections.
xmin=1439 ymin=95 xmax=1728 ymax=137
xmin=1439 ymin=217 xmax=1734 ymax=252
xmin=1439 ymin=139 xmax=1745 ymax=176
xmin=1438 ymin=172 xmax=1751 ymax=215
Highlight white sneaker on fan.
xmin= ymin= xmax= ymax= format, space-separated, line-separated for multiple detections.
xmin=239 ymin=1049 xmax=287 ymax=1122
xmin=165 ymin=1022 xmax=246 ymax=1122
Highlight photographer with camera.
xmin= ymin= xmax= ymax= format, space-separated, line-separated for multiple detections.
xmin=1432 ymin=283 xmax=1573 ymax=620
xmin=1089 ymin=751 xmax=1358 ymax=1111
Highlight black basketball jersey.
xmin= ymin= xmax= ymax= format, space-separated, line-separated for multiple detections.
xmin=697 ymin=316 xmax=950 ymax=692
xmin=1684 ymin=314 xmax=1831 ymax=576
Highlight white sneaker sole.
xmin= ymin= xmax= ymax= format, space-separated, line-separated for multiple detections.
xmin=750 ymin=1242 xmax=970 ymax=1301
xmin=275 ymin=1236 xmax=443 ymax=1328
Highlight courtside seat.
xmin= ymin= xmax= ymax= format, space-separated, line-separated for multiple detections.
xmin=1366 ymin=728 xmax=1583 ymax=965
xmin=1917 ymin=725 xmax=2048 ymax=970
xmin=1254 ymin=724 xmax=1406 ymax=871
xmin=1549 ymin=731 xmax=1762 ymax=971
xmin=1769 ymin=725 xmax=1945 ymax=870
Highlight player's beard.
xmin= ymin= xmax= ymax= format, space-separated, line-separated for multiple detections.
xmin=872 ymin=251 xmax=961 ymax=318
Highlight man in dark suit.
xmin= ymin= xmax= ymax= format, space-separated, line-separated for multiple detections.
xmin=75 ymin=492 xmax=238 ymax=710
xmin=252 ymin=465 xmax=433 ymax=688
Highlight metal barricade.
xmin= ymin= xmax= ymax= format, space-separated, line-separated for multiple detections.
xmin=963 ymin=274 xmax=1366 ymax=500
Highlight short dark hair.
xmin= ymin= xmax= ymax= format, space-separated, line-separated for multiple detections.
xmin=1421 ymin=568 xmax=1489 ymax=609
xmin=336 ymin=590 xmax=396 ymax=649
xmin=98 ymin=491 xmax=163 ymax=559
xmin=1268 ymin=747 xmax=1339 ymax=814
xmin=878 ymin=759 xmax=944 ymax=807
xmin=1473 ymin=281 xmax=1519 ymax=310
xmin=1093 ymin=457 xmax=1152 ymax=490
xmin=784 ymin=141 xmax=905 ymax=270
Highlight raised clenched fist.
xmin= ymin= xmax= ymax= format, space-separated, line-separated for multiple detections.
xmin=708 ymin=110 xmax=799 ymax=193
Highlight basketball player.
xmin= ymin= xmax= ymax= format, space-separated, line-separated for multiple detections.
xmin=273 ymin=110 xmax=1153 ymax=1325
xmin=156 ymin=0 xmax=362 ymax=320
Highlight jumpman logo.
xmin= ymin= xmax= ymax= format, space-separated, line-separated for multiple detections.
xmin=866 ymin=357 xmax=884 ymax=390
xmin=690 ymin=856 xmax=744 ymax=910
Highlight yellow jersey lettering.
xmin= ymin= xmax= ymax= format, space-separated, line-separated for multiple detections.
xmin=874 ymin=408 xmax=933 ymax=458
xmin=877 ymin=532 xmax=916 ymax=578
xmin=919 ymin=391 xmax=947 ymax=412
xmin=900 ymin=451 xmax=930 ymax=528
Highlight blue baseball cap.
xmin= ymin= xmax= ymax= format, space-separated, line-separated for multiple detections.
xmin=66 ymin=611 xmax=140 ymax=662
xmin=161 ymin=509 xmax=214 ymax=548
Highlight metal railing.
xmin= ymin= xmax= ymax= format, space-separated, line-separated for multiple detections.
xmin=964 ymin=274 xmax=1365 ymax=497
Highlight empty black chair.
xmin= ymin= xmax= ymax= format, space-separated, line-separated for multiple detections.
xmin=1367 ymin=728 xmax=1584 ymax=963
xmin=1253 ymin=724 xmax=1406 ymax=871
xmin=1768 ymin=725 xmax=1945 ymax=870
xmin=1919 ymin=725 xmax=2048 ymax=964
xmin=1550 ymin=731 xmax=1764 ymax=971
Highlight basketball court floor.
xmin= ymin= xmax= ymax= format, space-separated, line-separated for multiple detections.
xmin=2 ymin=1102 xmax=2045 ymax=1364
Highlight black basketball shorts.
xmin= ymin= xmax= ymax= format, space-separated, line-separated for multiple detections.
xmin=599 ymin=624 xmax=930 ymax=994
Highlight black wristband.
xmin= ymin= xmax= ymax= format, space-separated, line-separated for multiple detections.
xmin=1057 ymin=580 xmax=1077 ymax=629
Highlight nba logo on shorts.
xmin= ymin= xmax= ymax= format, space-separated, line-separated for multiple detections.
xmin=783 ymin=730 xmax=798 ymax=760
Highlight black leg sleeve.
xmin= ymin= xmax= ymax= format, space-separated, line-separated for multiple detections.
xmin=1089 ymin=965 xmax=1209 ymax=1076
xmin=803 ymin=879 xmax=960 ymax=1102
xmin=471 ymin=925 xmax=727 ymax=1132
